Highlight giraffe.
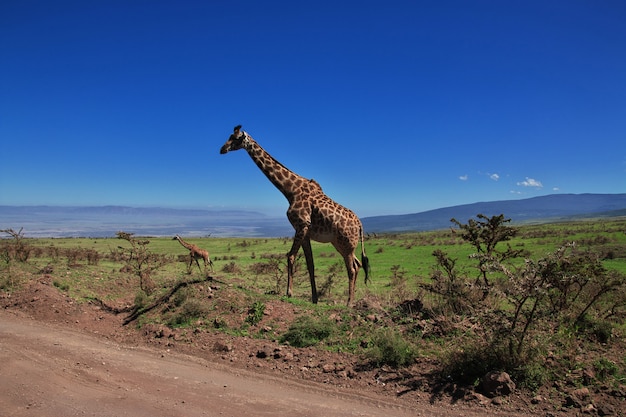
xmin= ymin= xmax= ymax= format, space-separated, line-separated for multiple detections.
xmin=173 ymin=235 xmax=214 ymax=273
xmin=220 ymin=125 xmax=370 ymax=305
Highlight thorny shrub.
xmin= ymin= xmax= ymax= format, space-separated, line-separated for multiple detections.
xmin=424 ymin=214 xmax=626 ymax=387
xmin=116 ymin=231 xmax=171 ymax=295
xmin=1 ymin=228 xmax=32 ymax=263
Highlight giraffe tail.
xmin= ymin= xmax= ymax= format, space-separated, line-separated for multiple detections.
xmin=360 ymin=227 xmax=371 ymax=285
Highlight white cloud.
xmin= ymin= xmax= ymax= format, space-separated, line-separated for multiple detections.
xmin=517 ymin=177 xmax=543 ymax=188
xmin=490 ymin=173 xmax=500 ymax=181
xmin=459 ymin=174 xmax=468 ymax=181
xmin=552 ymin=187 xmax=560 ymax=191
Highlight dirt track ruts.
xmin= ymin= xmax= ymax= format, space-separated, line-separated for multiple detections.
xmin=0 ymin=309 xmax=502 ymax=417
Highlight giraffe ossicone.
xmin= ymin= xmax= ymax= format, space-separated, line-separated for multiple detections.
xmin=220 ymin=125 xmax=370 ymax=306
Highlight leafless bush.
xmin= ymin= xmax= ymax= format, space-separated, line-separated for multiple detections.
xmin=222 ymin=261 xmax=241 ymax=274
xmin=1 ymin=228 xmax=31 ymax=263
xmin=317 ymin=262 xmax=341 ymax=298
xmin=116 ymin=231 xmax=170 ymax=295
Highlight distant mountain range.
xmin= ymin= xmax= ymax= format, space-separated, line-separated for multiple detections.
xmin=361 ymin=193 xmax=626 ymax=233
xmin=1 ymin=193 xmax=624 ymax=238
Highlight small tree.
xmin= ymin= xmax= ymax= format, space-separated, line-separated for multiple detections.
xmin=451 ymin=214 xmax=524 ymax=291
xmin=116 ymin=231 xmax=169 ymax=295
xmin=1 ymin=228 xmax=32 ymax=263
xmin=432 ymin=215 xmax=626 ymax=386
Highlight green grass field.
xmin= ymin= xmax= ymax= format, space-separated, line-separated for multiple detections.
xmin=19 ymin=216 xmax=626 ymax=303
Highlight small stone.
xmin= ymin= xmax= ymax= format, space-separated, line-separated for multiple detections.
xmin=481 ymin=371 xmax=516 ymax=397
xmin=597 ymin=403 xmax=615 ymax=416
xmin=322 ymin=364 xmax=336 ymax=373
xmin=531 ymin=395 xmax=544 ymax=404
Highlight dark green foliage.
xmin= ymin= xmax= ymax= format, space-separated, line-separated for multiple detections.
xmin=593 ymin=358 xmax=619 ymax=382
xmin=280 ymin=316 xmax=334 ymax=347
xmin=426 ymin=214 xmax=626 ymax=388
xmin=366 ymin=328 xmax=417 ymax=368
xmin=169 ymin=299 xmax=208 ymax=326
xmin=53 ymin=280 xmax=70 ymax=292
xmin=245 ymin=301 xmax=266 ymax=325
xmin=451 ymin=214 xmax=524 ymax=289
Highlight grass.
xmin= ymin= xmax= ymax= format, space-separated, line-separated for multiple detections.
xmin=2 ymin=216 xmax=626 ymax=402
xmin=280 ymin=315 xmax=335 ymax=347
xmin=17 ymin=217 xmax=626 ymax=304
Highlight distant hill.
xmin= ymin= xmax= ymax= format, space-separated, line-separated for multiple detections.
xmin=361 ymin=193 xmax=626 ymax=233
xmin=1 ymin=194 xmax=625 ymax=238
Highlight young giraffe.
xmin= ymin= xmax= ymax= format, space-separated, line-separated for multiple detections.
xmin=220 ymin=125 xmax=370 ymax=305
xmin=173 ymin=235 xmax=214 ymax=273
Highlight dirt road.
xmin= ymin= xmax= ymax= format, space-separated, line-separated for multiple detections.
xmin=0 ymin=310 xmax=492 ymax=417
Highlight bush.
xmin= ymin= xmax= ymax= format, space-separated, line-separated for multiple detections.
xmin=366 ymin=328 xmax=417 ymax=368
xmin=169 ymin=299 xmax=208 ymax=326
xmin=245 ymin=301 xmax=266 ymax=326
xmin=53 ymin=280 xmax=70 ymax=292
xmin=593 ymin=358 xmax=619 ymax=381
xmin=1 ymin=228 xmax=31 ymax=263
xmin=134 ymin=290 xmax=149 ymax=308
xmin=222 ymin=261 xmax=241 ymax=273
xmin=280 ymin=316 xmax=334 ymax=347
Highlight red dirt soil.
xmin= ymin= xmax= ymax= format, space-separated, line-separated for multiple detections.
xmin=0 ymin=275 xmax=619 ymax=416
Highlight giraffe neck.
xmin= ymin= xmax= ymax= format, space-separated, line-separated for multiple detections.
xmin=244 ymin=137 xmax=307 ymax=204
xmin=176 ymin=237 xmax=194 ymax=251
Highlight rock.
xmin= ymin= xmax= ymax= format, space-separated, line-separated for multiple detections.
xmin=481 ymin=371 xmax=516 ymax=397
xmin=322 ymin=364 xmax=336 ymax=373
xmin=564 ymin=387 xmax=591 ymax=408
xmin=597 ymin=403 xmax=615 ymax=416
xmin=582 ymin=368 xmax=595 ymax=385
xmin=143 ymin=324 xmax=172 ymax=339
xmin=213 ymin=340 xmax=233 ymax=352
xmin=465 ymin=392 xmax=491 ymax=406
xmin=531 ymin=394 xmax=545 ymax=404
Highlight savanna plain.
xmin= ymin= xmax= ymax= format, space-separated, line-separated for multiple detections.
xmin=1 ymin=216 xmax=626 ymax=416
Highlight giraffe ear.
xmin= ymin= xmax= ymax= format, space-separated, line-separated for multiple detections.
xmin=234 ymin=125 xmax=242 ymax=133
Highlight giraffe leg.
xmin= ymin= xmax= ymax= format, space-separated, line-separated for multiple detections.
xmin=187 ymin=254 xmax=193 ymax=274
xmin=194 ymin=256 xmax=202 ymax=273
xmin=302 ymin=238 xmax=318 ymax=304
xmin=286 ymin=228 xmax=307 ymax=299
xmin=343 ymin=253 xmax=359 ymax=306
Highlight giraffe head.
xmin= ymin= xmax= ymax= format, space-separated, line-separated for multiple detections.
xmin=220 ymin=125 xmax=249 ymax=154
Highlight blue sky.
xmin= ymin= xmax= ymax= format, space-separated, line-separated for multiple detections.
xmin=1 ymin=0 xmax=625 ymax=217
